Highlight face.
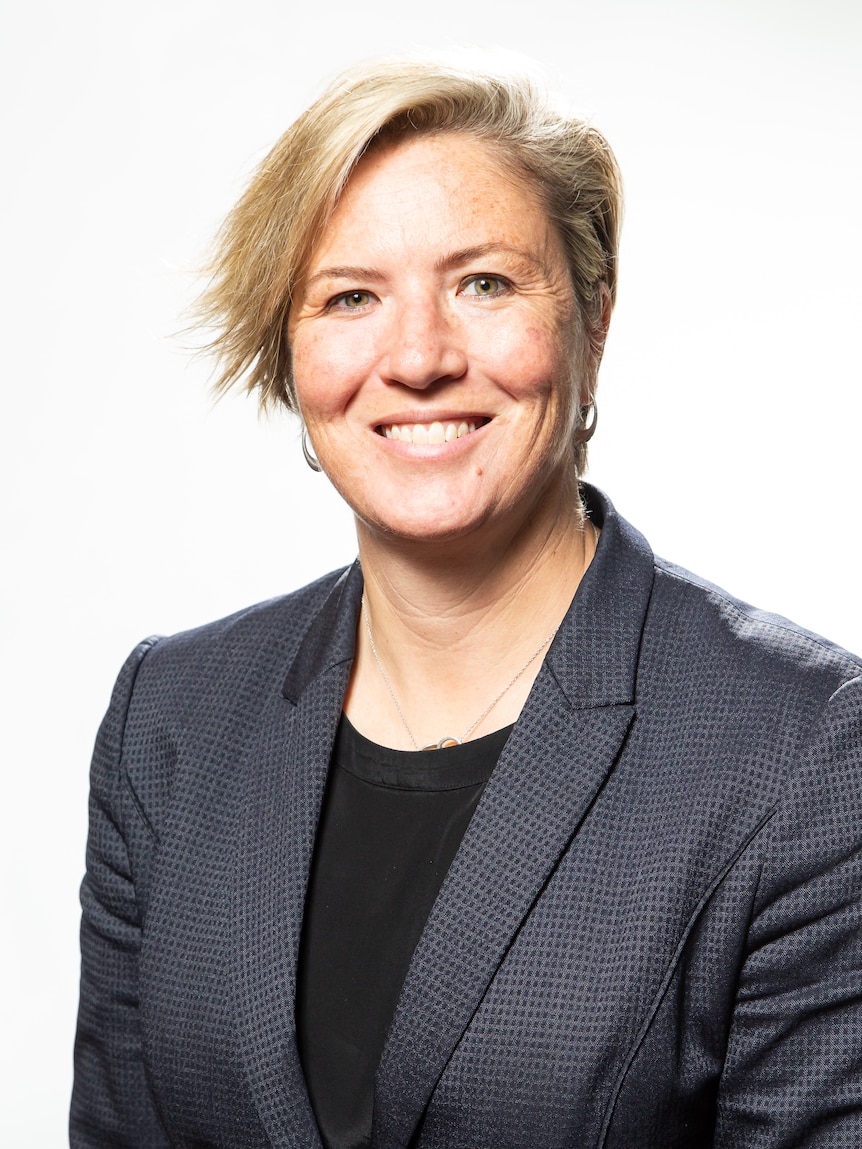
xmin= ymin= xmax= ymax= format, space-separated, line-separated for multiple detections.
xmin=288 ymin=132 xmax=591 ymax=545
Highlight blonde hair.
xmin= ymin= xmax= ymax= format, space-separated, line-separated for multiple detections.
xmin=196 ymin=57 xmax=622 ymax=468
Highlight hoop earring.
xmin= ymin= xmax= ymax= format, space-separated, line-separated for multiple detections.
xmin=578 ymin=401 xmax=598 ymax=442
xmin=301 ymin=427 xmax=322 ymax=473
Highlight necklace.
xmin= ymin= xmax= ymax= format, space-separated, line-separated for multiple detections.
xmin=361 ymin=595 xmax=559 ymax=751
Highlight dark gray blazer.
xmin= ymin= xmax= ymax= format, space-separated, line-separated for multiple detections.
xmin=71 ymin=486 xmax=862 ymax=1148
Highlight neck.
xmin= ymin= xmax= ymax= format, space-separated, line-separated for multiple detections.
xmin=344 ymin=475 xmax=598 ymax=749
xmin=359 ymin=483 xmax=586 ymax=637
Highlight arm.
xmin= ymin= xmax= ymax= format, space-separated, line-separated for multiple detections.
xmin=70 ymin=640 xmax=171 ymax=1148
xmin=716 ymin=675 xmax=862 ymax=1147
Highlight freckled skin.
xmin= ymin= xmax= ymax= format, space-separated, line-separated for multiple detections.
xmin=288 ymin=133 xmax=591 ymax=547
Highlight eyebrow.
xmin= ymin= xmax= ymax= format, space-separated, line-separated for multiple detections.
xmin=439 ymin=243 xmax=548 ymax=274
xmin=303 ymin=244 xmax=548 ymax=291
xmin=303 ymin=265 xmax=386 ymax=292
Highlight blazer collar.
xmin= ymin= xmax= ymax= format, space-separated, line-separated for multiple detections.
xmin=547 ymin=483 xmax=654 ymax=709
xmin=282 ymin=563 xmax=362 ymax=705
xmin=281 ymin=483 xmax=655 ymax=713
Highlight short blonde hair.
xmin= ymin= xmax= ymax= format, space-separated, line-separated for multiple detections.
xmin=196 ymin=58 xmax=622 ymax=465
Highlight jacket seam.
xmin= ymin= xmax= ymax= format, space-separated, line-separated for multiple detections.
xmin=118 ymin=636 xmax=163 ymax=844
xmin=597 ymin=804 xmax=777 ymax=1147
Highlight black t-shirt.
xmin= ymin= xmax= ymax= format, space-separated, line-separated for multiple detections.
xmin=296 ymin=714 xmax=512 ymax=1149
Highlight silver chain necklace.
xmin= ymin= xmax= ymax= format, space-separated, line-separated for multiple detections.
xmin=361 ymin=595 xmax=559 ymax=751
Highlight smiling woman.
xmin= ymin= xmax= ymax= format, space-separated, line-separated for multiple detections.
xmin=71 ymin=57 xmax=862 ymax=1149
xmin=289 ymin=132 xmax=585 ymax=549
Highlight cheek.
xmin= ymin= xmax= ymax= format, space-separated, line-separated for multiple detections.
xmin=291 ymin=329 xmax=367 ymax=421
xmin=516 ymin=325 xmax=584 ymax=451
xmin=490 ymin=322 xmax=574 ymax=405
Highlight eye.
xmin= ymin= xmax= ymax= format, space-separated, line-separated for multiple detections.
xmin=461 ymin=274 xmax=510 ymax=298
xmin=331 ymin=290 xmax=374 ymax=310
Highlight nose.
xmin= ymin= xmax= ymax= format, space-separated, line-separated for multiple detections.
xmin=380 ymin=300 xmax=467 ymax=390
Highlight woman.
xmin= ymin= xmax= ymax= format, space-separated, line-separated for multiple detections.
xmin=71 ymin=60 xmax=862 ymax=1148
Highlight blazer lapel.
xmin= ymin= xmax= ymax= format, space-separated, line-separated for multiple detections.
xmin=232 ymin=565 xmax=362 ymax=1148
xmin=373 ymin=486 xmax=656 ymax=1148
xmin=372 ymin=682 xmax=635 ymax=1149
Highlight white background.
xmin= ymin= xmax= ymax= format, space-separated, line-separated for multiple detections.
xmin=2 ymin=0 xmax=860 ymax=1142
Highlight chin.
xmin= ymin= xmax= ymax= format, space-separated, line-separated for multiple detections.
xmin=370 ymin=517 xmax=484 ymax=545
xmin=357 ymin=501 xmax=495 ymax=546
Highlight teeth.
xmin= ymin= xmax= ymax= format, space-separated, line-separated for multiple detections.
xmin=382 ymin=420 xmax=479 ymax=444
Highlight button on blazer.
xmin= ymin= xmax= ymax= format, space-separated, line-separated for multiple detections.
xmin=71 ymin=486 xmax=862 ymax=1147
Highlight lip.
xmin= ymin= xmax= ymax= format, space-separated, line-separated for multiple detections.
xmin=374 ymin=414 xmax=491 ymax=434
xmin=373 ymin=414 xmax=492 ymax=454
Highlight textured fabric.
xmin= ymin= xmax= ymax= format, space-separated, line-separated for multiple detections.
xmin=71 ymin=486 xmax=862 ymax=1148
xmin=297 ymin=717 xmax=509 ymax=1149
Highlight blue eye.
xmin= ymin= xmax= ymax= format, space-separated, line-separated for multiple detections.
xmin=462 ymin=275 xmax=508 ymax=297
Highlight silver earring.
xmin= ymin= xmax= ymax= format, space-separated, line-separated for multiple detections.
xmin=579 ymin=401 xmax=598 ymax=442
xmin=301 ymin=427 xmax=322 ymax=472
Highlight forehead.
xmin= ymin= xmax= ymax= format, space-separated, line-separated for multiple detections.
xmin=307 ymin=132 xmax=559 ymax=268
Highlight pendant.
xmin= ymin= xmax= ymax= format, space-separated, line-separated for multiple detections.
xmin=421 ymin=736 xmax=463 ymax=751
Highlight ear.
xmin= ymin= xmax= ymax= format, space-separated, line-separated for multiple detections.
xmin=575 ymin=282 xmax=611 ymax=412
xmin=588 ymin=281 xmax=612 ymax=366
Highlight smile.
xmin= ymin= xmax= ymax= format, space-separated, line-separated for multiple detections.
xmin=378 ymin=419 xmax=487 ymax=445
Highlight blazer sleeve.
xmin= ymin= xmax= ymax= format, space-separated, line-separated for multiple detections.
xmin=70 ymin=640 xmax=171 ymax=1148
xmin=715 ymin=674 xmax=862 ymax=1146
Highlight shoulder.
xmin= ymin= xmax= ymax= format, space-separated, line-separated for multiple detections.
xmin=641 ymin=555 xmax=862 ymax=766
xmin=651 ymin=554 xmax=861 ymax=683
xmin=585 ymin=482 xmax=861 ymax=714
xmin=122 ymin=567 xmax=351 ymax=726
xmin=93 ymin=566 xmax=353 ymax=852
xmin=154 ymin=564 xmax=348 ymax=653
